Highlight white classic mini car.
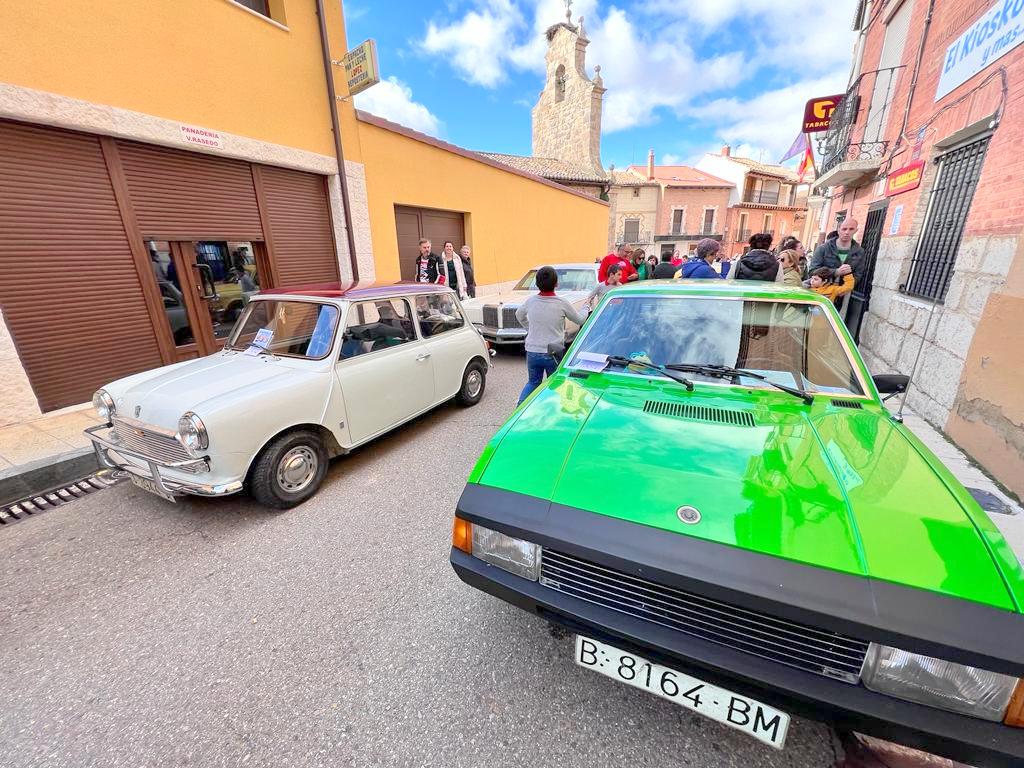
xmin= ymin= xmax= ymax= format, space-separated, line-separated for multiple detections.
xmin=85 ymin=283 xmax=491 ymax=509
xmin=461 ymin=263 xmax=599 ymax=345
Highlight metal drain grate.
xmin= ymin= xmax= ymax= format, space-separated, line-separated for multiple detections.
xmin=0 ymin=470 xmax=127 ymax=528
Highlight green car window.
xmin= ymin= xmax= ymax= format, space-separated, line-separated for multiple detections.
xmin=570 ymin=296 xmax=864 ymax=397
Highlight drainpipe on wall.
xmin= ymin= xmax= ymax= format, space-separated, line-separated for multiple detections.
xmin=315 ymin=0 xmax=360 ymax=282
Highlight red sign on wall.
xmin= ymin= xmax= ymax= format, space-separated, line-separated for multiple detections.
xmin=885 ymin=160 xmax=926 ymax=196
xmin=802 ymin=94 xmax=844 ymax=133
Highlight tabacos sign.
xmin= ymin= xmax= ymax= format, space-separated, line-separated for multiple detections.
xmin=802 ymin=94 xmax=844 ymax=133
xmin=885 ymin=160 xmax=926 ymax=197
xmin=936 ymin=0 xmax=1024 ymax=101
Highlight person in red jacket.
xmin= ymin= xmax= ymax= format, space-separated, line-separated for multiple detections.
xmin=598 ymin=244 xmax=638 ymax=284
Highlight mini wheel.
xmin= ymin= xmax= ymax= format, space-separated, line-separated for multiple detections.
xmin=249 ymin=429 xmax=328 ymax=509
xmin=456 ymin=361 xmax=487 ymax=407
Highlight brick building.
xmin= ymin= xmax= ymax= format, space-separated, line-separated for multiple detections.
xmin=696 ymin=147 xmax=810 ymax=260
xmin=812 ymin=0 xmax=1024 ymax=497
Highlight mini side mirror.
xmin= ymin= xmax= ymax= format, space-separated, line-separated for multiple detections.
xmin=873 ymin=373 xmax=910 ymax=400
xmin=548 ymin=342 xmax=565 ymax=363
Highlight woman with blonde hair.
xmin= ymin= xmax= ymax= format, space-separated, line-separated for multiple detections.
xmin=777 ymin=249 xmax=804 ymax=287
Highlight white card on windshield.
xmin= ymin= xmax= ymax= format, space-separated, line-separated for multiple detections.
xmin=574 ymin=352 xmax=608 ymax=372
xmin=245 ymin=327 xmax=274 ymax=356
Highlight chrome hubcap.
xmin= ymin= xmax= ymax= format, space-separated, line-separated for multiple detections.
xmin=277 ymin=446 xmax=318 ymax=493
xmin=466 ymin=370 xmax=483 ymax=398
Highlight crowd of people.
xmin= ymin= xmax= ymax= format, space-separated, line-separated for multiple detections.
xmin=514 ymin=220 xmax=866 ymax=401
xmin=413 ymin=238 xmax=477 ymax=299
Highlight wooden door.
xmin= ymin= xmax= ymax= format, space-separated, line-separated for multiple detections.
xmin=394 ymin=205 xmax=465 ymax=281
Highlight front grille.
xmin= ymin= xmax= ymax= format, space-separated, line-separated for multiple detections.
xmin=643 ymin=400 xmax=756 ymax=427
xmin=482 ymin=306 xmax=499 ymax=328
xmin=502 ymin=307 xmax=521 ymax=329
xmin=540 ymin=549 xmax=868 ymax=683
xmin=112 ymin=418 xmax=199 ymax=473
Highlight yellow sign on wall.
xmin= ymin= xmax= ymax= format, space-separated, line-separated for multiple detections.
xmin=343 ymin=39 xmax=380 ymax=97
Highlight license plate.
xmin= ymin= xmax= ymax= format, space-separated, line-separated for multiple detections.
xmin=575 ymin=636 xmax=789 ymax=749
xmin=129 ymin=473 xmax=177 ymax=503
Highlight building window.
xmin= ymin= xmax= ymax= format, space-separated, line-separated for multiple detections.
xmin=904 ymin=137 xmax=990 ymax=302
xmin=632 ymin=187 xmax=640 ymax=197
xmin=623 ymin=218 xmax=640 ymax=243
xmin=762 ymin=214 xmax=773 ymax=234
xmin=234 ymin=0 xmax=270 ymax=17
xmin=671 ymin=209 xmax=685 ymax=235
xmin=736 ymin=213 xmax=749 ymax=243
xmin=702 ymin=208 xmax=715 ymax=235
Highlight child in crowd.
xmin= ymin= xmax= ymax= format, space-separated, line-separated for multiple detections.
xmin=586 ymin=264 xmax=621 ymax=310
xmin=515 ymin=266 xmax=586 ymax=404
xmin=806 ymin=267 xmax=855 ymax=304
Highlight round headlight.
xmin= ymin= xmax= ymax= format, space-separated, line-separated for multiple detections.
xmin=92 ymin=390 xmax=115 ymax=423
xmin=177 ymin=412 xmax=209 ymax=455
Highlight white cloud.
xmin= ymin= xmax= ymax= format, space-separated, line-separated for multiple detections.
xmin=422 ymin=0 xmax=527 ymax=87
xmin=692 ymin=70 xmax=848 ymax=162
xmin=354 ymin=76 xmax=443 ymax=137
xmin=660 ymin=153 xmax=684 ymax=165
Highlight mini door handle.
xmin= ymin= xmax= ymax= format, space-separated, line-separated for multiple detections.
xmin=416 ymin=353 xmax=431 ymax=361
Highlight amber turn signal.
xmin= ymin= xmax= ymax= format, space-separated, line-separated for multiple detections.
xmin=452 ymin=517 xmax=473 ymax=554
xmin=1005 ymin=679 xmax=1024 ymax=727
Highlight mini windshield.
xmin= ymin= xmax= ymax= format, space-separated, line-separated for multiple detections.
xmin=227 ymin=300 xmax=339 ymax=359
xmin=514 ymin=268 xmax=596 ymax=292
xmin=570 ymin=296 xmax=865 ymax=397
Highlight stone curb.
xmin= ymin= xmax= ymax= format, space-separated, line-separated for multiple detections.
xmin=0 ymin=448 xmax=100 ymax=508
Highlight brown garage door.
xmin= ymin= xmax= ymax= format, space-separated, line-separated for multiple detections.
xmin=259 ymin=166 xmax=339 ymax=285
xmin=0 ymin=121 xmax=163 ymax=411
xmin=395 ymin=205 xmax=465 ymax=281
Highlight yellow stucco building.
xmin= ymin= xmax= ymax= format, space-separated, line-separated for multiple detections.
xmin=0 ymin=0 xmax=607 ymax=421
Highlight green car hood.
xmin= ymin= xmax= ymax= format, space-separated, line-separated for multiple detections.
xmin=474 ymin=375 xmax=1020 ymax=611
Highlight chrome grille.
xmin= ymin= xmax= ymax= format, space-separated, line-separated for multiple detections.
xmin=540 ymin=549 xmax=868 ymax=683
xmin=482 ymin=306 xmax=499 ymax=328
xmin=112 ymin=418 xmax=199 ymax=473
xmin=502 ymin=307 xmax=521 ymax=329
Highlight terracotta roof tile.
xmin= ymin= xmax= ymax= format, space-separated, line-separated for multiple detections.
xmin=724 ymin=156 xmax=802 ymax=182
xmin=627 ymin=164 xmax=733 ymax=188
xmin=610 ymin=168 xmax=655 ymax=186
xmin=478 ymin=153 xmax=609 ymax=184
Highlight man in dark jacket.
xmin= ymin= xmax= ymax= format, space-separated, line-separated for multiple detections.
xmin=460 ymin=245 xmax=476 ymax=297
xmin=652 ymin=252 xmax=678 ymax=279
xmin=809 ymin=218 xmax=862 ymax=284
xmin=733 ymin=233 xmax=779 ymax=281
xmin=414 ymin=238 xmax=445 ymax=284
xmin=679 ymin=238 xmax=724 ymax=279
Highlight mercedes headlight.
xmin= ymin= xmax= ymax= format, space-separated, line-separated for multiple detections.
xmin=862 ymin=643 xmax=1020 ymax=722
xmin=176 ymin=412 xmax=209 ymax=455
xmin=470 ymin=523 xmax=540 ymax=581
xmin=92 ymin=390 xmax=115 ymax=424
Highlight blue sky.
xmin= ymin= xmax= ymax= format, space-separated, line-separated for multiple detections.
xmin=346 ymin=0 xmax=858 ymax=170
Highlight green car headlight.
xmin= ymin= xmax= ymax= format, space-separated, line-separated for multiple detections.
xmin=862 ymin=643 xmax=1019 ymax=721
xmin=471 ymin=524 xmax=540 ymax=581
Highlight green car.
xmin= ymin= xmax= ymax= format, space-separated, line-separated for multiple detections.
xmin=450 ymin=280 xmax=1024 ymax=766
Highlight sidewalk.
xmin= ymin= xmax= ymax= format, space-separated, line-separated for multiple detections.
xmin=0 ymin=405 xmax=102 ymax=506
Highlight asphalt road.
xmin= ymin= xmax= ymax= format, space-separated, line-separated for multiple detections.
xmin=0 ymin=354 xmax=841 ymax=768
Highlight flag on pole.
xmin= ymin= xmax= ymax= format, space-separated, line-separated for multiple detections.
xmin=780 ymin=132 xmax=808 ymax=163
xmin=797 ymin=140 xmax=816 ymax=182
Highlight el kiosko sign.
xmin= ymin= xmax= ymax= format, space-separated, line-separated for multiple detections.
xmin=936 ymin=0 xmax=1024 ymax=101
xmin=342 ymin=39 xmax=380 ymax=97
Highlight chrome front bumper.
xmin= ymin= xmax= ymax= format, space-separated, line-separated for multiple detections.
xmin=475 ymin=325 xmax=527 ymax=344
xmin=84 ymin=424 xmax=243 ymax=498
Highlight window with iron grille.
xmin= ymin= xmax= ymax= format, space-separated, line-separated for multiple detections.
xmin=904 ymin=137 xmax=990 ymax=302
xmin=623 ymin=218 xmax=640 ymax=242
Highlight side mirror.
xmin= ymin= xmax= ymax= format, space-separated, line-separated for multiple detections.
xmin=548 ymin=342 xmax=565 ymax=363
xmin=873 ymin=373 xmax=909 ymax=401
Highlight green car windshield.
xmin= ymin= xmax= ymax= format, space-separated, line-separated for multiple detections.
xmin=570 ymin=295 xmax=865 ymax=397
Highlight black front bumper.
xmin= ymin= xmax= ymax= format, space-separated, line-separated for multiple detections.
xmin=451 ymin=485 xmax=1024 ymax=768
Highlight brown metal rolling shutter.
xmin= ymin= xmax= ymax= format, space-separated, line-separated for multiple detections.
xmin=260 ymin=166 xmax=339 ymax=285
xmin=0 ymin=121 xmax=163 ymax=410
xmin=117 ymin=140 xmax=263 ymax=241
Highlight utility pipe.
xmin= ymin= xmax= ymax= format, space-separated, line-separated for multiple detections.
xmin=315 ymin=0 xmax=360 ymax=282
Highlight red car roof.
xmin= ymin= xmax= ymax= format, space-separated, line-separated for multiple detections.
xmin=258 ymin=281 xmax=452 ymax=300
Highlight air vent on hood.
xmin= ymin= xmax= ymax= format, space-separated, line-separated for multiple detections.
xmin=643 ymin=400 xmax=755 ymax=427
xmin=830 ymin=399 xmax=863 ymax=409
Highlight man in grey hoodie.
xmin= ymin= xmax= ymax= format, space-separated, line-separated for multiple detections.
xmin=515 ymin=266 xmax=585 ymax=404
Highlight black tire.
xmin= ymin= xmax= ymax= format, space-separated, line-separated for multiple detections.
xmin=248 ymin=429 xmax=328 ymax=509
xmin=455 ymin=361 xmax=486 ymax=407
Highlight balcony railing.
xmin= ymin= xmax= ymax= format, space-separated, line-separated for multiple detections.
xmin=616 ymin=229 xmax=651 ymax=244
xmin=820 ymin=66 xmax=905 ymax=176
xmin=735 ymin=229 xmax=751 ymax=243
xmin=742 ymin=190 xmax=780 ymax=205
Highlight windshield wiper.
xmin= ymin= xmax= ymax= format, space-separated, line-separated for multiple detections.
xmin=664 ymin=363 xmax=813 ymax=404
xmin=225 ymin=340 xmax=277 ymax=357
xmin=606 ymin=356 xmax=694 ymax=391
